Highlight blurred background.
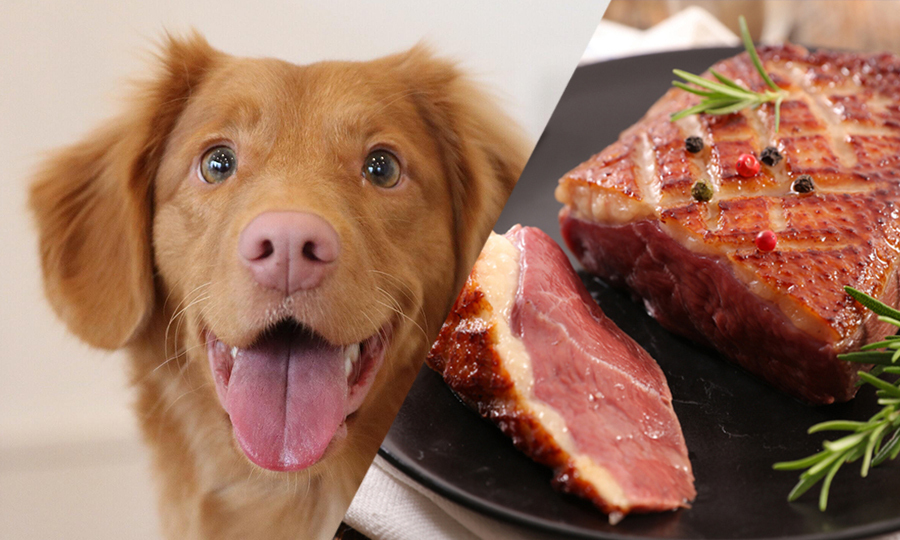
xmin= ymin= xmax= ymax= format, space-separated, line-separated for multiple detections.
xmin=0 ymin=1 xmax=606 ymax=538
xmin=595 ymin=0 xmax=900 ymax=59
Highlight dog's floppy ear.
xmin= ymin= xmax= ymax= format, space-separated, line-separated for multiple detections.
xmin=29 ymin=33 xmax=220 ymax=350
xmin=394 ymin=45 xmax=530 ymax=293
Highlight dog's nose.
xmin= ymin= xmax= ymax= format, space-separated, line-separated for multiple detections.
xmin=238 ymin=212 xmax=340 ymax=294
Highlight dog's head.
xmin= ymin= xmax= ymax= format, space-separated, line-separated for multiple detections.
xmin=30 ymin=34 xmax=526 ymax=474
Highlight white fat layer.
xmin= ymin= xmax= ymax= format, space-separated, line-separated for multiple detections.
xmin=476 ymin=234 xmax=532 ymax=392
xmin=634 ymin=132 xmax=661 ymax=210
xmin=475 ymin=232 xmax=628 ymax=510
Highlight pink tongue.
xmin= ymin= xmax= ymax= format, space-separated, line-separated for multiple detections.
xmin=224 ymin=331 xmax=347 ymax=471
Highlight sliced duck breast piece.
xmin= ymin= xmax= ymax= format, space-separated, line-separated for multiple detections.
xmin=428 ymin=225 xmax=695 ymax=520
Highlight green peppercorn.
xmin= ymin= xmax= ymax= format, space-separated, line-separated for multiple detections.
xmin=691 ymin=181 xmax=714 ymax=202
xmin=760 ymin=146 xmax=783 ymax=166
xmin=685 ymin=136 xmax=704 ymax=153
xmin=792 ymin=175 xmax=815 ymax=194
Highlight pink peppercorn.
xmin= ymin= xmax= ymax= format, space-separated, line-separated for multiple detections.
xmin=755 ymin=230 xmax=777 ymax=252
xmin=736 ymin=153 xmax=760 ymax=177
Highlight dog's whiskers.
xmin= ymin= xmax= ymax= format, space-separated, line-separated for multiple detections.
xmin=373 ymin=288 xmax=428 ymax=346
xmin=161 ymin=382 xmax=211 ymax=417
xmin=141 ymin=292 xmax=215 ymax=419
xmin=162 ymin=294 xmax=211 ymax=387
xmin=163 ymin=282 xmax=211 ymax=358
xmin=369 ymin=269 xmax=428 ymax=334
xmin=150 ymin=340 xmax=208 ymax=375
xmin=169 ymin=290 xmax=210 ymax=346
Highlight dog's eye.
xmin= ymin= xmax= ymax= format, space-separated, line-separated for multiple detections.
xmin=200 ymin=146 xmax=237 ymax=184
xmin=363 ymin=150 xmax=401 ymax=188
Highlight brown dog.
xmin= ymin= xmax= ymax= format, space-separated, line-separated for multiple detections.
xmin=29 ymin=34 xmax=527 ymax=539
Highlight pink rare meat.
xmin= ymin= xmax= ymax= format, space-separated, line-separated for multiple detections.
xmin=428 ymin=225 xmax=695 ymax=520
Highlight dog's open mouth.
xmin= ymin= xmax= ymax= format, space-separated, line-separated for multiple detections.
xmin=205 ymin=319 xmax=389 ymax=472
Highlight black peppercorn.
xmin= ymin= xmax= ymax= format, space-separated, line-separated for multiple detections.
xmin=685 ymin=136 xmax=704 ymax=153
xmin=760 ymin=146 xmax=783 ymax=167
xmin=792 ymin=175 xmax=815 ymax=194
xmin=691 ymin=181 xmax=714 ymax=202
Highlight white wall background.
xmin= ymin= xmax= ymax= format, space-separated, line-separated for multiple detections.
xmin=0 ymin=0 xmax=608 ymax=538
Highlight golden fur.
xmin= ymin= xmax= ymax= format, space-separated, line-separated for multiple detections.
xmin=29 ymin=34 xmax=527 ymax=539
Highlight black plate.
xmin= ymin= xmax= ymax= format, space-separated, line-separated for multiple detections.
xmin=379 ymin=48 xmax=900 ymax=540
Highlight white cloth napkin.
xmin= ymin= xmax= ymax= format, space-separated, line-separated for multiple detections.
xmin=579 ymin=6 xmax=739 ymax=65
xmin=344 ymin=456 xmax=559 ymax=540
xmin=345 ymin=8 xmax=900 ymax=540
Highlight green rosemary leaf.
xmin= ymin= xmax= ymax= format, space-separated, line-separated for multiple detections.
xmin=844 ymin=286 xmax=900 ymax=320
xmin=891 ymin=435 xmax=900 ymax=460
xmin=822 ymin=432 xmax=867 ymax=453
xmin=837 ymin=351 xmax=895 ymax=365
xmin=672 ymin=81 xmax=716 ymax=98
xmin=787 ymin=467 xmax=830 ymax=502
xmin=807 ymin=420 xmax=868 ymax=433
xmin=788 ymin=450 xmax=847 ymax=500
xmin=773 ymin=449 xmax=831 ymax=471
xmin=874 ymin=426 xmax=888 ymax=454
xmin=872 ymin=431 xmax=900 ymax=467
xmin=873 ymin=430 xmax=900 ymax=466
xmin=710 ymin=69 xmax=746 ymax=91
xmin=671 ymin=15 xmax=786 ymax=130
xmin=861 ymin=423 xmax=888 ymax=477
xmin=672 ymin=69 xmax=753 ymax=100
xmin=870 ymin=407 xmax=893 ymax=423
xmin=775 ymin=284 xmax=900 ymax=510
xmin=671 ymin=99 xmax=735 ymax=121
xmin=706 ymin=99 xmax=758 ymax=115
xmin=739 ymin=15 xmax=779 ymax=91
xmin=858 ymin=372 xmax=900 ymax=396
xmin=804 ymin=442 xmax=856 ymax=475
xmin=860 ymin=340 xmax=900 ymax=351
xmin=819 ymin=451 xmax=849 ymax=511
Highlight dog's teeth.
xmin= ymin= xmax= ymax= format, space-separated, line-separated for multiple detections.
xmin=344 ymin=343 xmax=360 ymax=378
xmin=230 ymin=346 xmax=238 ymax=359
xmin=347 ymin=343 xmax=360 ymax=363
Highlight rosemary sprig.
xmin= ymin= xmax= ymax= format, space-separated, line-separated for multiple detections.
xmin=671 ymin=16 xmax=786 ymax=131
xmin=773 ymin=286 xmax=900 ymax=511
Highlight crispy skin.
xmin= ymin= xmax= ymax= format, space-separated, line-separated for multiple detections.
xmin=29 ymin=34 xmax=527 ymax=539
xmin=557 ymin=44 xmax=900 ymax=404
